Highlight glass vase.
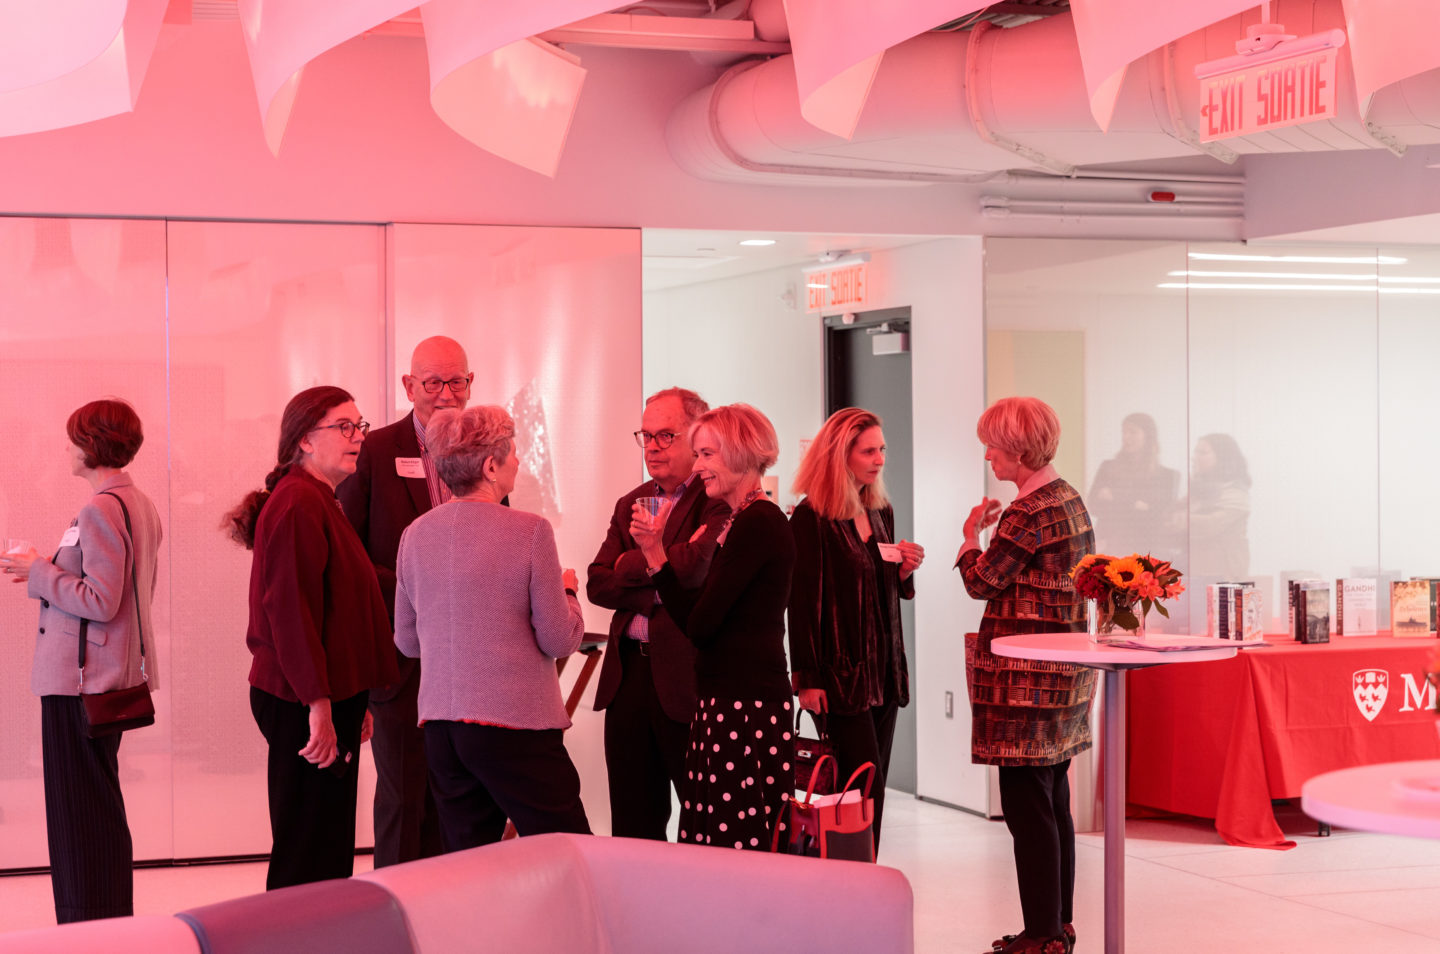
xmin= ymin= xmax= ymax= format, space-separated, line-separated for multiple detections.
xmin=1088 ymin=598 xmax=1146 ymax=643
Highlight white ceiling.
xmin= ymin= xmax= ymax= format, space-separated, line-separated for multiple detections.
xmin=641 ymin=229 xmax=940 ymax=291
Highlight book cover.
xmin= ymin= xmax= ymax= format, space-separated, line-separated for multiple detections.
xmin=1391 ymin=580 xmax=1433 ymax=637
xmin=1410 ymin=577 xmax=1440 ymax=631
xmin=1336 ymin=578 xmax=1378 ymax=636
xmin=1302 ymin=585 xmax=1330 ymax=644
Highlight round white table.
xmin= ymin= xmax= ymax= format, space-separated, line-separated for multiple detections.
xmin=990 ymin=633 xmax=1238 ymax=954
xmin=1302 ymin=758 xmax=1440 ymax=839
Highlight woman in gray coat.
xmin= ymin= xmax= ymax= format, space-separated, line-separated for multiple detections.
xmin=1 ymin=399 xmax=162 ymax=923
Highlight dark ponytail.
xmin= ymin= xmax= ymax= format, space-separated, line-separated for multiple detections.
xmin=222 ymin=386 xmax=354 ymax=549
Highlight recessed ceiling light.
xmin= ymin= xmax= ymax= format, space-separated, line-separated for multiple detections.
xmin=738 ymin=239 xmax=776 ymax=247
xmin=1188 ymin=251 xmax=1407 ymax=265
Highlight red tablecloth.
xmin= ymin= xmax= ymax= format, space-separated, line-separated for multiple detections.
xmin=1127 ymin=634 xmax=1440 ymax=849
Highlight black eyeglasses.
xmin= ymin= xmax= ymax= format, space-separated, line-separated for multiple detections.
xmin=420 ymin=376 xmax=472 ymax=395
xmin=311 ymin=420 xmax=371 ymax=439
xmin=634 ymin=430 xmax=679 ymax=449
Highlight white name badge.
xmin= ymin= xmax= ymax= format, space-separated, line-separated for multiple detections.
xmin=395 ymin=457 xmax=426 ymax=479
xmin=876 ymin=542 xmax=903 ymax=564
xmin=59 ymin=526 xmax=81 ymax=548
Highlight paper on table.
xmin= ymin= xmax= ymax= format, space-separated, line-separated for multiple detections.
xmin=1095 ymin=635 xmax=1236 ymax=652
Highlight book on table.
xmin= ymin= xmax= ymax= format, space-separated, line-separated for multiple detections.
xmin=1336 ymin=578 xmax=1378 ymax=636
xmin=1390 ymin=580 xmax=1433 ymax=637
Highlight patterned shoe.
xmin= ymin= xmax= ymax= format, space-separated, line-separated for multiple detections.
xmin=989 ymin=932 xmax=1069 ymax=954
xmin=1062 ymin=923 xmax=1076 ymax=953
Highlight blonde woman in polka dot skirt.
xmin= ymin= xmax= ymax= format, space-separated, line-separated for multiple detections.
xmin=632 ymin=404 xmax=796 ymax=851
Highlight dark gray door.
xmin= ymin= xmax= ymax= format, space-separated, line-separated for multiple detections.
xmin=824 ymin=307 xmax=916 ymax=794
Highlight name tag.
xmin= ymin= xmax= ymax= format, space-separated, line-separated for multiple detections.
xmin=876 ymin=542 xmax=903 ymax=564
xmin=395 ymin=457 xmax=426 ymax=479
xmin=59 ymin=526 xmax=81 ymax=548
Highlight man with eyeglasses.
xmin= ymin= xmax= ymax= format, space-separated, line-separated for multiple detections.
xmin=338 ymin=335 xmax=474 ymax=866
xmin=587 ymin=387 xmax=730 ymax=841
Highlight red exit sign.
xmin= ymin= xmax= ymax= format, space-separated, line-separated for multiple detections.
xmin=805 ymin=262 xmax=868 ymax=314
xmin=1197 ymin=31 xmax=1344 ymax=142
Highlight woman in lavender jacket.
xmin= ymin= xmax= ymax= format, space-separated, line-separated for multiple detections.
xmin=394 ymin=405 xmax=590 ymax=849
xmin=1 ymin=399 xmax=162 ymax=923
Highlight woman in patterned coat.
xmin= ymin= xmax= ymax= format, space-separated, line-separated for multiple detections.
xmin=955 ymin=396 xmax=1095 ymax=954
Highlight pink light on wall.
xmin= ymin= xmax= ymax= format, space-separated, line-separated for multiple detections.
xmin=235 ymin=0 xmax=414 ymax=155
xmin=1069 ymin=0 xmax=1258 ymax=131
xmin=0 ymin=1 xmax=125 ymax=92
xmin=0 ymin=0 xmax=165 ymax=137
xmin=1342 ymin=0 xmax=1440 ymax=113
xmin=781 ymin=0 xmax=987 ymax=139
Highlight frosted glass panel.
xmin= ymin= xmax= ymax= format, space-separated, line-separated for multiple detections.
xmin=986 ymin=238 xmax=1385 ymax=634
xmin=0 ymin=218 xmax=172 ymax=868
xmin=389 ymin=223 xmax=642 ymax=831
xmin=1378 ymin=248 xmax=1440 ymax=578
xmin=166 ymin=221 xmax=385 ymax=859
xmin=1183 ymin=243 xmax=1379 ymax=629
xmin=985 ymin=239 xmax=1190 ymax=624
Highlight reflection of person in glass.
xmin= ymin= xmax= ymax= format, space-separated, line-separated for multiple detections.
xmin=954 ymin=397 xmax=1093 ymax=954
xmin=1087 ymin=413 xmax=1177 ymax=556
xmin=1 ymin=400 xmax=162 ymax=923
xmin=1181 ymin=433 xmax=1250 ymax=580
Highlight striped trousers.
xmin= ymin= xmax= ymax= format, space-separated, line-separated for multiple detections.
xmin=40 ymin=695 xmax=134 ymax=923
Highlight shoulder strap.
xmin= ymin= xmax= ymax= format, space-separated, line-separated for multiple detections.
xmin=76 ymin=491 xmax=146 ymax=687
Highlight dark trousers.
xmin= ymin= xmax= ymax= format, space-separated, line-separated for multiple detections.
xmin=368 ymin=662 xmax=442 ymax=867
xmin=250 ymin=688 xmax=368 ymax=890
xmin=825 ymin=698 xmax=900 ymax=851
xmin=998 ymin=760 xmax=1075 ymax=938
xmin=424 ymin=721 xmax=591 ymax=850
xmin=41 ymin=696 xmax=133 ymax=923
xmin=603 ymin=639 xmax=689 ymax=840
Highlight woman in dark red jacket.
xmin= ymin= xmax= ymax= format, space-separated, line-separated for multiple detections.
xmin=788 ymin=408 xmax=924 ymax=849
xmin=224 ymin=386 xmax=397 ymax=890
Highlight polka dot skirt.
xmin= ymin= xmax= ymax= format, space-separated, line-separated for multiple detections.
xmin=678 ymin=696 xmax=794 ymax=851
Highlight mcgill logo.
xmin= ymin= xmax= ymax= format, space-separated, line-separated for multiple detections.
xmin=1351 ymin=669 xmax=1437 ymax=722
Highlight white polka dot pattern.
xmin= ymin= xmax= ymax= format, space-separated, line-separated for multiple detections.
xmin=677 ymin=695 xmax=793 ymax=852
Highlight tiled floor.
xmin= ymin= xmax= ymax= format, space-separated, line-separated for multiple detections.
xmin=3 ymin=796 xmax=1439 ymax=951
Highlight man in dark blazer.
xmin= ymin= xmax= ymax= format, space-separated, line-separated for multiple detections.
xmin=587 ymin=387 xmax=729 ymax=841
xmin=338 ymin=335 xmax=471 ymax=866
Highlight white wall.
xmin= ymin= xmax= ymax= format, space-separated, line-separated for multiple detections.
xmin=643 ymin=236 xmax=990 ymax=812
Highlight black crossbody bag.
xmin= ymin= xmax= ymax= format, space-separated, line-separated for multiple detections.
xmin=77 ymin=491 xmax=155 ymax=738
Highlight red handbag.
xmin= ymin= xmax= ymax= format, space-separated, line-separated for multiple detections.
xmin=772 ymin=755 xmax=877 ymax=863
xmin=792 ymin=709 xmax=836 ymax=795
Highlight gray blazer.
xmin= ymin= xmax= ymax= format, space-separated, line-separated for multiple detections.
xmin=28 ymin=473 xmax=163 ymax=697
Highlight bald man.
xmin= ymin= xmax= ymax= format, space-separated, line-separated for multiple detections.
xmin=339 ymin=335 xmax=472 ymax=865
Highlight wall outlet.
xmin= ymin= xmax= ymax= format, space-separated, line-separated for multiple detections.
xmin=944 ymin=690 xmax=954 ymax=718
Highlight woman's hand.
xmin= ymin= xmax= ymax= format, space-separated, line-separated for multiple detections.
xmin=299 ymin=697 xmax=338 ymax=768
xmin=360 ymin=709 xmax=374 ymax=745
xmin=561 ymin=568 xmax=580 ymax=593
xmin=629 ymin=499 xmax=674 ymax=570
xmin=962 ymin=497 xmax=1002 ymax=541
xmin=897 ymin=540 xmax=925 ymax=580
xmin=798 ymin=688 xmax=828 ymax=713
xmin=0 ymin=545 xmax=41 ymax=583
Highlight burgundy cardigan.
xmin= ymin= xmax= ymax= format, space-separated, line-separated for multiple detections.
xmin=245 ymin=468 xmax=398 ymax=705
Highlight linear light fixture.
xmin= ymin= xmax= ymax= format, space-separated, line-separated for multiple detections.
xmin=738 ymin=238 xmax=776 ymax=247
xmin=1158 ymin=281 xmax=1440 ymax=294
xmin=1170 ymin=270 xmax=1440 ymax=283
xmin=1187 ymin=251 xmax=1408 ymax=265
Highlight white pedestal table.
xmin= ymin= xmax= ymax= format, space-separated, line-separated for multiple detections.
xmin=990 ymin=633 xmax=1238 ymax=954
xmin=1302 ymin=758 xmax=1440 ymax=839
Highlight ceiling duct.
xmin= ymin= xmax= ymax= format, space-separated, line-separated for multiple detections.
xmin=666 ymin=0 xmax=1440 ymax=185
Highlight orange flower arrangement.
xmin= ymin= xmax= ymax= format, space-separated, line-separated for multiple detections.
xmin=1072 ymin=553 xmax=1185 ymax=633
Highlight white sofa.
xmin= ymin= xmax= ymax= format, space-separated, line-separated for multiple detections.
xmin=358 ymin=833 xmax=915 ymax=954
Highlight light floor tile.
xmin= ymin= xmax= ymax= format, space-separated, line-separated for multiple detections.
xmin=4 ymin=794 xmax=1440 ymax=954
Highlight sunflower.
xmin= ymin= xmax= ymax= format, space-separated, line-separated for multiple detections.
xmin=1104 ymin=556 xmax=1145 ymax=591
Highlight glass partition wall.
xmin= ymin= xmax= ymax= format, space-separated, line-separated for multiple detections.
xmin=0 ymin=217 xmax=639 ymax=870
xmin=984 ymin=238 xmax=1429 ymax=635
